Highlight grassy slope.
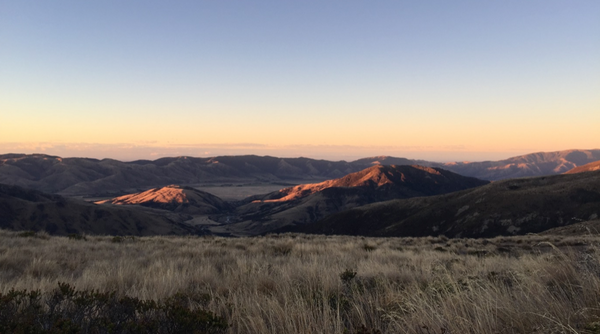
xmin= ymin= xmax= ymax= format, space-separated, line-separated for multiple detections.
xmin=295 ymin=170 xmax=600 ymax=238
xmin=3 ymin=230 xmax=600 ymax=333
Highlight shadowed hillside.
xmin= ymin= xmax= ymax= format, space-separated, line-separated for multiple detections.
xmin=211 ymin=165 xmax=489 ymax=235
xmin=291 ymin=170 xmax=600 ymax=238
xmin=0 ymin=184 xmax=197 ymax=236
xmin=96 ymin=185 xmax=233 ymax=215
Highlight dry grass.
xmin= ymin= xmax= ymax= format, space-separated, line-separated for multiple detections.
xmin=3 ymin=230 xmax=600 ymax=333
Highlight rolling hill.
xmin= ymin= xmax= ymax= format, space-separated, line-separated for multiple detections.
xmin=290 ymin=170 xmax=600 ymax=238
xmin=0 ymin=183 xmax=197 ymax=236
xmin=565 ymin=160 xmax=600 ymax=174
xmin=95 ymin=185 xmax=232 ymax=215
xmin=210 ymin=165 xmax=489 ymax=235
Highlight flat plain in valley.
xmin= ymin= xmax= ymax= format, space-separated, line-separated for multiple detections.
xmin=192 ymin=181 xmax=304 ymax=201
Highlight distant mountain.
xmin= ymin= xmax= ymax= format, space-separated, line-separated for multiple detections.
xmin=351 ymin=156 xmax=433 ymax=168
xmin=564 ymin=160 xmax=600 ymax=174
xmin=212 ymin=165 xmax=489 ymax=235
xmin=1 ymin=149 xmax=598 ymax=197
xmin=353 ymin=149 xmax=600 ymax=181
xmin=0 ymin=184 xmax=197 ymax=236
xmin=291 ymin=170 xmax=600 ymax=238
xmin=440 ymin=149 xmax=600 ymax=180
xmin=96 ymin=185 xmax=232 ymax=215
xmin=0 ymin=154 xmax=358 ymax=196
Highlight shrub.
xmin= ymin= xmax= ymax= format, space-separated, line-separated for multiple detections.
xmin=16 ymin=230 xmax=50 ymax=240
xmin=17 ymin=230 xmax=37 ymax=238
xmin=340 ymin=269 xmax=357 ymax=285
xmin=67 ymin=233 xmax=86 ymax=241
xmin=269 ymin=242 xmax=293 ymax=256
xmin=0 ymin=283 xmax=227 ymax=334
xmin=362 ymin=244 xmax=377 ymax=252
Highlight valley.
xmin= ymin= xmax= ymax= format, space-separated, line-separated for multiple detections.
xmin=2 ymin=150 xmax=600 ymax=333
xmin=2 ymin=149 xmax=599 ymax=197
xmin=2 ymin=149 xmax=599 ymax=239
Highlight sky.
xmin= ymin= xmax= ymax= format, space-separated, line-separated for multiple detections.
xmin=1 ymin=1 xmax=599 ymax=162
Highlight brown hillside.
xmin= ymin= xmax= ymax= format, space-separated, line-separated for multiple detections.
xmin=210 ymin=165 xmax=489 ymax=236
xmin=0 ymin=184 xmax=197 ymax=236
xmin=250 ymin=165 xmax=485 ymax=203
xmin=292 ymin=170 xmax=600 ymax=238
xmin=96 ymin=185 xmax=232 ymax=215
xmin=564 ymin=160 xmax=600 ymax=174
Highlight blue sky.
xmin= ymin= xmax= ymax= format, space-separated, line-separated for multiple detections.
xmin=1 ymin=1 xmax=598 ymax=161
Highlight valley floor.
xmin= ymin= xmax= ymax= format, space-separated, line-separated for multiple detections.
xmin=2 ymin=230 xmax=600 ymax=333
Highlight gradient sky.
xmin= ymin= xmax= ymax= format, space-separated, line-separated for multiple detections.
xmin=1 ymin=1 xmax=599 ymax=162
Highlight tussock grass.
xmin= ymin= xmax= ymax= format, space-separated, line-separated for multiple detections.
xmin=3 ymin=229 xmax=600 ymax=333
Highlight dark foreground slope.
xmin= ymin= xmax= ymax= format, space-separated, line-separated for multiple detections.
xmin=0 ymin=184 xmax=197 ymax=236
xmin=211 ymin=165 xmax=489 ymax=235
xmin=95 ymin=185 xmax=233 ymax=215
xmin=291 ymin=170 xmax=600 ymax=238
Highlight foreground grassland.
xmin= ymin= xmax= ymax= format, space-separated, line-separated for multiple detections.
xmin=3 ymin=231 xmax=600 ymax=333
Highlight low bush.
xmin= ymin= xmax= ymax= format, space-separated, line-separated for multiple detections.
xmin=0 ymin=282 xmax=227 ymax=334
xmin=67 ymin=233 xmax=87 ymax=241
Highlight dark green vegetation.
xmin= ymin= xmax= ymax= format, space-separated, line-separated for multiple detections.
xmin=0 ymin=282 xmax=227 ymax=334
xmin=291 ymin=170 xmax=600 ymax=237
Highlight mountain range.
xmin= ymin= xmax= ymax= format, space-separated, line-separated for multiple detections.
xmin=206 ymin=165 xmax=489 ymax=235
xmin=1 ymin=148 xmax=600 ymax=238
xmin=1 ymin=149 xmax=599 ymax=196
